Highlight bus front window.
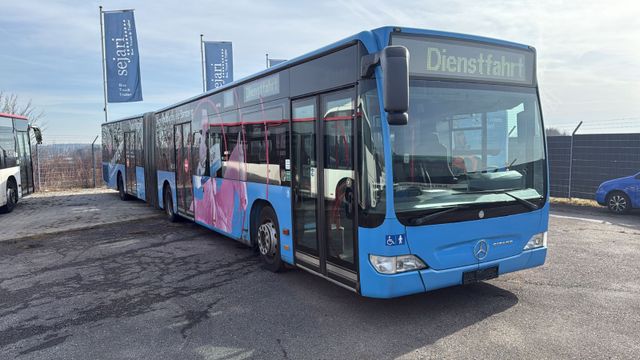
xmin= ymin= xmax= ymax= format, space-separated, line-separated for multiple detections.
xmin=390 ymin=81 xmax=546 ymax=222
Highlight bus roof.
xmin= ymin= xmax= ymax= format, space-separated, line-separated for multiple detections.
xmin=107 ymin=26 xmax=533 ymax=123
xmin=0 ymin=112 xmax=28 ymax=120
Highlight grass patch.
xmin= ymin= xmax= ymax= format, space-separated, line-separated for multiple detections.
xmin=550 ymin=197 xmax=599 ymax=208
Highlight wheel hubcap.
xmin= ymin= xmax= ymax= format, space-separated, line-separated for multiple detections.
xmin=257 ymin=221 xmax=277 ymax=257
xmin=609 ymin=195 xmax=627 ymax=212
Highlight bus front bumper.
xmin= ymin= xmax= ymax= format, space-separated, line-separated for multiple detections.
xmin=360 ymin=247 xmax=546 ymax=298
xmin=420 ymin=247 xmax=547 ymax=292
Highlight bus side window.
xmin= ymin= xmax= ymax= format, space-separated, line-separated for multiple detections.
xmin=194 ymin=130 xmax=209 ymax=177
xmin=267 ymin=122 xmax=289 ymax=185
xmin=208 ymin=128 xmax=223 ymax=178
xmin=358 ymin=81 xmax=386 ymax=228
xmin=0 ymin=121 xmax=14 ymax=167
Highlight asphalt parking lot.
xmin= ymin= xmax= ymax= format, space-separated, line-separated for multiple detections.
xmin=1 ymin=191 xmax=639 ymax=359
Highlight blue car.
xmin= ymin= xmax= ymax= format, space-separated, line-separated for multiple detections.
xmin=595 ymin=172 xmax=640 ymax=214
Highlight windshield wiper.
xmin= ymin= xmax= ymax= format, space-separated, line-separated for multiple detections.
xmin=409 ymin=204 xmax=474 ymax=226
xmin=502 ymin=191 xmax=540 ymax=210
xmin=457 ymin=189 xmax=540 ymax=210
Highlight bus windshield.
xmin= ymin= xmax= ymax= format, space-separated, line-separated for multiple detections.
xmin=390 ymin=81 xmax=545 ymax=217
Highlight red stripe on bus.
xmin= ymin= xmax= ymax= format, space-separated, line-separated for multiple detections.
xmin=208 ymin=119 xmax=288 ymax=127
xmin=259 ymin=97 xmax=269 ymax=199
xmin=0 ymin=112 xmax=28 ymax=120
xmin=324 ymin=116 xmax=353 ymax=121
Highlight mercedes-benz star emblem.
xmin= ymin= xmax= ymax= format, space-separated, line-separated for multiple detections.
xmin=473 ymin=240 xmax=489 ymax=260
xmin=478 ymin=210 xmax=485 ymax=219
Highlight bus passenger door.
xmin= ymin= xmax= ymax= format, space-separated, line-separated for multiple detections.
xmin=321 ymin=89 xmax=357 ymax=286
xmin=291 ymin=88 xmax=358 ymax=289
xmin=292 ymin=97 xmax=320 ymax=268
xmin=174 ymin=122 xmax=193 ymax=217
xmin=16 ymin=131 xmax=34 ymax=195
xmin=124 ymin=131 xmax=136 ymax=196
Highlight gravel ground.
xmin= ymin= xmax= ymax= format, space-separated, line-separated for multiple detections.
xmin=0 ymin=189 xmax=159 ymax=242
xmin=0 ymin=193 xmax=639 ymax=359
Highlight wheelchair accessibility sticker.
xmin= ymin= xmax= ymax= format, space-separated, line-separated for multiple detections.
xmin=385 ymin=234 xmax=407 ymax=246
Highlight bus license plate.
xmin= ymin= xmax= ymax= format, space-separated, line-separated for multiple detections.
xmin=463 ymin=266 xmax=498 ymax=284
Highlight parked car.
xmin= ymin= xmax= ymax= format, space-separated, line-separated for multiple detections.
xmin=595 ymin=172 xmax=640 ymax=214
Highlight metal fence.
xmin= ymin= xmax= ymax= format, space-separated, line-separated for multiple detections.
xmin=31 ymin=135 xmax=102 ymax=191
xmin=548 ymin=133 xmax=640 ymax=199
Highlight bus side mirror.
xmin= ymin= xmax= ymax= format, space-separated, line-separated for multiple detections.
xmin=361 ymin=46 xmax=410 ymax=126
xmin=30 ymin=126 xmax=43 ymax=144
xmin=381 ymin=46 xmax=409 ymax=125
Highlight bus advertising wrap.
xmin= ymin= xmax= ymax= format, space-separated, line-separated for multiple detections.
xmin=103 ymin=10 xmax=143 ymax=102
xmin=392 ymin=35 xmax=534 ymax=85
xmin=204 ymin=41 xmax=233 ymax=91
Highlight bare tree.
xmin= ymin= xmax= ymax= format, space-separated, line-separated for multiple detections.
xmin=0 ymin=91 xmax=46 ymax=130
xmin=545 ymin=127 xmax=567 ymax=137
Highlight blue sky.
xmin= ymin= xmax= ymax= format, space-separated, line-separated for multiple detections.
xmin=1 ymin=0 xmax=639 ymax=142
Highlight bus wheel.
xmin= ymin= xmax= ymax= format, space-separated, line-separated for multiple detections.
xmin=0 ymin=180 xmax=18 ymax=214
xmin=117 ymin=173 xmax=129 ymax=201
xmin=256 ymin=206 xmax=284 ymax=272
xmin=163 ymin=185 xmax=178 ymax=222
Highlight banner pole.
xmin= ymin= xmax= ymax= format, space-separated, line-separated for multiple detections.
xmin=200 ymin=34 xmax=206 ymax=92
xmin=99 ymin=5 xmax=108 ymax=123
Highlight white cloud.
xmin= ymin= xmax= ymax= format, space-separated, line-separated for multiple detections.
xmin=1 ymin=0 xmax=639 ymax=136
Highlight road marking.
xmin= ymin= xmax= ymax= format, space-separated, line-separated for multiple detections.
xmin=550 ymin=214 xmax=609 ymax=224
xmin=550 ymin=213 xmax=637 ymax=228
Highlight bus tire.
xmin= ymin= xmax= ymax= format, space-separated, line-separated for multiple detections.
xmin=117 ymin=173 xmax=129 ymax=201
xmin=256 ymin=206 xmax=285 ymax=272
xmin=163 ymin=184 xmax=178 ymax=222
xmin=0 ymin=178 xmax=18 ymax=214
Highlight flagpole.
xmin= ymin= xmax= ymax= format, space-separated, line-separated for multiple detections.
xmin=200 ymin=34 xmax=206 ymax=93
xmin=99 ymin=5 xmax=108 ymax=123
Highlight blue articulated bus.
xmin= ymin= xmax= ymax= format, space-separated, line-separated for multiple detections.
xmin=102 ymin=26 xmax=548 ymax=298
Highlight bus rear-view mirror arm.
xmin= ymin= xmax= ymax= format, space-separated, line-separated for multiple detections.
xmin=29 ymin=126 xmax=43 ymax=144
xmin=361 ymin=45 xmax=410 ymax=126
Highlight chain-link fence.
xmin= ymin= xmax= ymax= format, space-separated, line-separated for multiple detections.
xmin=548 ymin=120 xmax=640 ymax=199
xmin=31 ymin=134 xmax=102 ymax=191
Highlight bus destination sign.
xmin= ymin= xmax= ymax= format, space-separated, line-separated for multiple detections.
xmin=392 ymin=35 xmax=535 ymax=85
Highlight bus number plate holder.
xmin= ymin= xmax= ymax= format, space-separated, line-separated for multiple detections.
xmin=463 ymin=266 xmax=498 ymax=284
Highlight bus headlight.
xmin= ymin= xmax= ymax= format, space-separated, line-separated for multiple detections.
xmin=524 ymin=232 xmax=547 ymax=250
xmin=369 ymin=254 xmax=427 ymax=274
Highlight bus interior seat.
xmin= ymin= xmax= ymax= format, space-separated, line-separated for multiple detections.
xmin=417 ymin=133 xmax=456 ymax=184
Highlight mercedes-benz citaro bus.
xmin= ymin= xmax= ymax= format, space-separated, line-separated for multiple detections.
xmin=102 ymin=26 xmax=548 ymax=298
